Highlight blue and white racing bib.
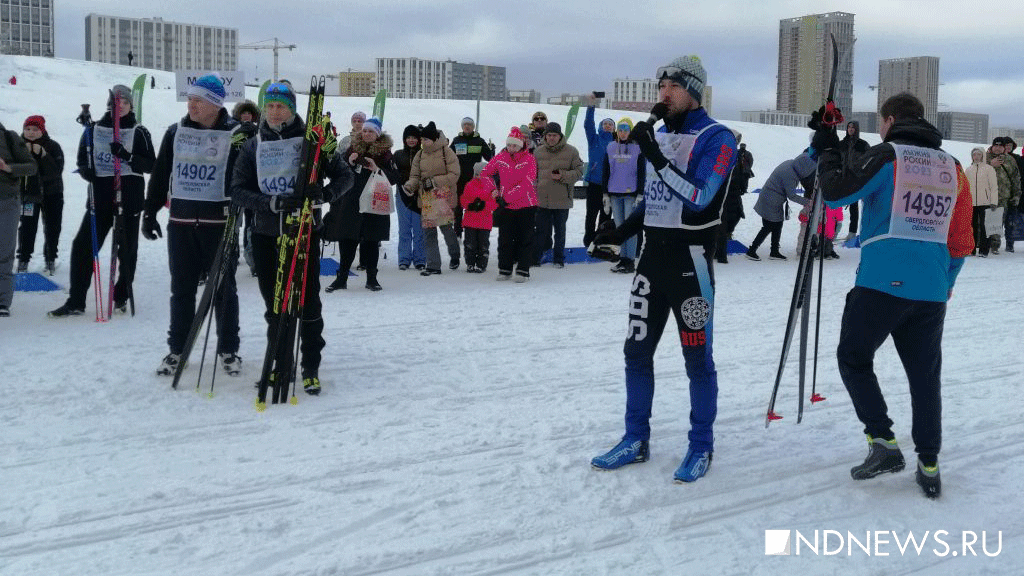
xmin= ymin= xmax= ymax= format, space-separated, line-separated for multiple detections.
xmin=255 ymin=135 xmax=303 ymax=196
xmin=862 ymin=144 xmax=957 ymax=246
xmin=170 ymin=124 xmax=237 ymax=202
xmin=92 ymin=126 xmax=138 ymax=177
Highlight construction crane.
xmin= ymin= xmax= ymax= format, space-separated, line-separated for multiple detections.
xmin=239 ymin=38 xmax=296 ymax=83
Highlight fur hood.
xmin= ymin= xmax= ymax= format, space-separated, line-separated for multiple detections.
xmin=348 ymin=133 xmax=394 ymax=160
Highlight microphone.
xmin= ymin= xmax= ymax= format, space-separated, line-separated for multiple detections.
xmin=630 ymin=102 xmax=669 ymax=141
xmin=647 ymin=102 xmax=669 ymax=124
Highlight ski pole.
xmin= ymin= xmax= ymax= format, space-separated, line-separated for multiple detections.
xmin=810 ymin=210 xmax=827 ymax=405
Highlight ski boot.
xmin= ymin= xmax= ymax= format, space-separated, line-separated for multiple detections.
xmin=851 ymin=436 xmax=905 ymax=480
xmin=591 ymin=438 xmax=649 ymax=470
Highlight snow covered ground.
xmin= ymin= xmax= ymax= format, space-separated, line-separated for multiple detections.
xmin=2 ymin=57 xmax=1022 ymax=575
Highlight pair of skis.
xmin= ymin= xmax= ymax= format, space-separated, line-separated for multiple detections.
xmin=108 ymin=94 xmax=135 ymax=319
xmin=765 ymin=34 xmax=844 ymax=427
xmin=256 ymin=76 xmax=331 ymax=411
xmin=170 ymin=206 xmax=243 ymax=393
xmin=83 ymin=94 xmax=135 ymax=322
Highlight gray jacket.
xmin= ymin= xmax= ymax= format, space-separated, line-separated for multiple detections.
xmin=754 ymin=153 xmax=814 ymax=222
xmin=0 ymin=123 xmax=38 ymax=201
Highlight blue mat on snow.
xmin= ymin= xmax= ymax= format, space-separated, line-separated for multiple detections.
xmin=319 ymin=258 xmax=358 ymax=277
xmin=14 ymin=272 xmax=61 ymax=292
xmin=537 ymin=246 xmax=606 ymax=265
xmin=727 ymin=239 xmax=748 ymax=254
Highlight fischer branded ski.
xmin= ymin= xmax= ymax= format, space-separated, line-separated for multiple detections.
xmin=256 ymin=76 xmax=330 ymax=411
xmin=766 ymin=33 xmax=843 ymax=427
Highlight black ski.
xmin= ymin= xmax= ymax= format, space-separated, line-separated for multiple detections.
xmin=766 ymin=33 xmax=841 ymax=427
xmin=171 ymin=205 xmax=242 ymax=389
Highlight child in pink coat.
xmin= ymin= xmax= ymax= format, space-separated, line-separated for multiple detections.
xmin=798 ymin=204 xmax=844 ymax=259
xmin=479 ymin=127 xmax=538 ymax=281
xmin=460 ymin=163 xmax=498 ymax=273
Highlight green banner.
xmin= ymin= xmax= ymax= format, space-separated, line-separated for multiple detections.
xmin=131 ymin=73 xmax=147 ymax=123
xmin=372 ymin=89 xmax=387 ymax=121
xmin=563 ymin=103 xmax=580 ymax=140
xmin=257 ymin=79 xmax=272 ymax=110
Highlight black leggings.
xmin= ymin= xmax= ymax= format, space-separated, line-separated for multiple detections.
xmin=338 ymin=238 xmax=380 ymax=274
xmin=749 ymin=218 xmax=783 ymax=252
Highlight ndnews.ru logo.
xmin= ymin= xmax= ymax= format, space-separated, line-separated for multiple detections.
xmin=765 ymin=530 xmax=1002 ymax=557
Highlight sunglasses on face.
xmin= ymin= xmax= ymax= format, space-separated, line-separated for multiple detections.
xmin=533 ymin=116 xmax=547 ymax=121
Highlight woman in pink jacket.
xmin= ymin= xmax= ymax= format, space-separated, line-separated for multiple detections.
xmin=479 ymin=127 xmax=537 ymax=282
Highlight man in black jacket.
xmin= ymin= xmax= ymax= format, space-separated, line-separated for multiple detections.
xmin=839 ymin=121 xmax=869 ymax=241
xmin=142 ymin=75 xmax=256 ymax=376
xmin=450 ymin=117 xmax=493 ymax=237
xmin=231 ymin=82 xmax=353 ymax=394
xmin=49 ymin=85 xmax=156 ymax=318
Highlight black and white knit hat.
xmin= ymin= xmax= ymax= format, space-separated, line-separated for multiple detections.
xmin=657 ymin=55 xmax=706 ymax=104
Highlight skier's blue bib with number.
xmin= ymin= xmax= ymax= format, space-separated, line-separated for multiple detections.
xmin=255 ymin=135 xmax=303 ymax=196
xmin=92 ymin=126 xmax=138 ymax=177
xmin=862 ymin=144 xmax=957 ymax=247
xmin=643 ymin=125 xmax=716 ymax=230
xmin=170 ymin=123 xmax=237 ymax=202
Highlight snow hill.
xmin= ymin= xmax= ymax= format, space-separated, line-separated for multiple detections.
xmin=1 ymin=56 xmax=1021 ymax=575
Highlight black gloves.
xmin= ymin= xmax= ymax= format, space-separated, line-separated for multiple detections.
xmin=422 ymin=177 xmax=435 ymax=191
xmin=592 ymin=219 xmax=625 ymax=248
xmin=630 ymin=121 xmax=668 ymax=171
xmin=811 ymin=125 xmax=840 ymax=152
xmin=270 ymin=194 xmax=304 ymax=213
xmin=492 ymin=196 xmax=508 ymax=226
xmin=305 ymin=181 xmax=325 ymax=204
xmin=141 ymin=212 xmax=162 ymax=240
xmin=466 ymin=198 xmax=486 ymax=212
xmin=109 ymin=141 xmax=132 ymax=162
xmin=808 ymin=104 xmax=842 ymax=152
xmin=78 ymin=167 xmax=95 ymax=182
xmin=809 ymin=108 xmax=840 ymax=152
xmin=588 ymin=220 xmax=623 ymax=262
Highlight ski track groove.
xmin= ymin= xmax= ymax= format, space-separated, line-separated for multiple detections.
xmin=0 ymin=495 xmax=295 ymax=559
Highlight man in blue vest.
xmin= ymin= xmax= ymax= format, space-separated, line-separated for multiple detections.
xmin=590 ymin=56 xmax=737 ymax=483
xmin=815 ymin=92 xmax=974 ymax=499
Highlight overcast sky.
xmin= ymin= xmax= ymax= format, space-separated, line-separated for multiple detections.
xmin=55 ymin=0 xmax=1024 ymax=127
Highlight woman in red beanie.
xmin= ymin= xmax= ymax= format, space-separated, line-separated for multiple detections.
xmin=17 ymin=115 xmax=65 ymax=275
